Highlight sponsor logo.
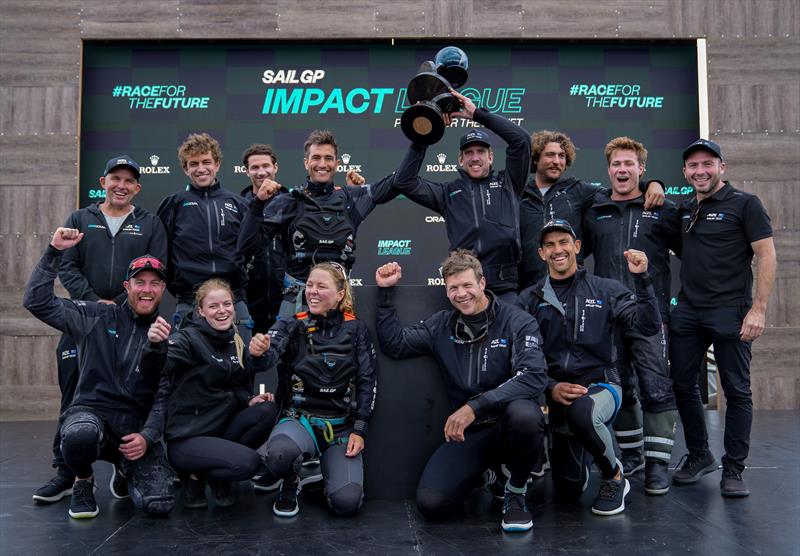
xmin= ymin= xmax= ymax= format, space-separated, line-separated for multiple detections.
xmin=182 ymin=201 xmax=199 ymax=207
xmin=121 ymin=223 xmax=143 ymax=236
xmin=524 ymin=335 xmax=539 ymax=348
xmin=706 ymin=212 xmax=725 ymax=221
xmin=489 ymin=338 xmax=509 ymax=349
xmin=427 ymin=152 xmax=457 ymax=173
xmin=88 ymin=224 xmax=106 ymax=230
xmin=261 ymin=69 xmax=326 ymax=85
xmin=337 ymin=153 xmax=362 ymax=173
xmin=449 ymin=189 xmax=463 ymax=197
xmin=377 ymin=239 xmax=411 ymax=256
xmin=60 ymin=349 xmax=77 ymax=360
xmin=425 ymin=215 xmax=445 ymax=223
xmin=107 ymin=328 xmax=117 ymax=337
xmin=140 ymin=154 xmax=171 ymax=174
xmin=319 ymin=387 xmax=337 ymax=393
xmin=427 ymin=277 xmax=445 ymax=286
xmin=596 ymin=215 xmax=613 ymax=221
xmin=349 ymin=278 xmax=363 ymax=287
xmin=88 ymin=188 xmax=106 ymax=199
xmin=641 ymin=210 xmax=660 ymax=219
xmin=584 ymin=298 xmax=604 ymax=309
xmin=223 ymin=201 xmax=239 ymax=213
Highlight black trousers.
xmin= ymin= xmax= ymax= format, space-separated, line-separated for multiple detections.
xmin=415 ymin=399 xmax=544 ymax=520
xmin=51 ymin=334 xmax=80 ymax=477
xmin=168 ymin=402 xmax=278 ymax=481
xmin=670 ymin=303 xmax=753 ymax=473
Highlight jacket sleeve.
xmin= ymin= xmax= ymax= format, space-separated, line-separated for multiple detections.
xmin=156 ymin=195 xmax=177 ymax=285
xmin=263 ymin=318 xmax=299 ymax=369
xmin=465 ymin=310 xmax=549 ymax=419
xmin=374 ymin=286 xmax=436 ymax=358
xmin=24 ymin=246 xmax=102 ymax=340
xmin=473 ymin=108 xmax=531 ymax=197
xmin=581 ymin=210 xmax=595 ymax=258
xmin=146 ymin=215 xmax=169 ymax=268
xmin=577 ymin=180 xmax=602 ymax=213
xmin=391 ymin=143 xmax=448 ymax=214
xmin=352 ymin=322 xmax=378 ymax=438
xmin=139 ymin=373 xmax=171 ymax=448
xmin=612 ymin=273 xmax=661 ymax=338
xmin=348 ymin=172 xmax=402 ymax=224
xmin=57 ymin=212 xmax=100 ymax=301
xmin=657 ymin=202 xmax=683 ymax=257
xmin=237 ymin=197 xmax=268 ymax=264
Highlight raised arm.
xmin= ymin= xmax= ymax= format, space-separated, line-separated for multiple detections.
xmin=614 ymin=249 xmax=661 ymax=338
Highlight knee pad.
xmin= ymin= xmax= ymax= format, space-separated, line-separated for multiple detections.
xmin=61 ymin=413 xmax=103 ymax=457
xmin=127 ymin=446 xmax=176 ymax=516
xmin=327 ymin=483 xmax=363 ymax=516
xmin=264 ymin=434 xmax=304 ymax=478
xmin=416 ymin=487 xmax=461 ymax=521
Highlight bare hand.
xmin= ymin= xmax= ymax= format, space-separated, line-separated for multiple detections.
xmin=249 ymin=333 xmax=271 ymax=357
xmin=624 ymin=249 xmax=649 ymax=274
xmin=345 ymin=433 xmax=365 ymax=457
xmin=346 ymin=170 xmax=366 ymax=186
xmin=51 ymin=227 xmax=84 ymax=250
xmin=256 ymin=178 xmax=281 ymax=201
xmin=119 ymin=433 xmax=147 ymax=461
xmin=147 ymin=316 xmax=171 ymax=343
xmin=449 ymin=89 xmax=476 ymax=120
xmin=740 ymin=307 xmax=766 ymax=342
xmin=248 ymin=392 xmax=275 ymax=406
xmin=643 ymin=181 xmax=665 ymax=210
xmin=551 ymin=382 xmax=588 ymax=406
xmin=444 ymin=405 xmax=476 ymax=442
xmin=375 ymin=262 xmax=403 ymax=287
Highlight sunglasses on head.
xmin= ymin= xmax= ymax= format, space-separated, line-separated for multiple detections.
xmin=127 ymin=257 xmax=165 ymax=278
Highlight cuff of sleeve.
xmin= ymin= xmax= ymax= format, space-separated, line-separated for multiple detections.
xmin=139 ymin=429 xmax=157 ymax=449
xmin=472 ymin=106 xmax=489 ymax=124
xmin=376 ymin=286 xmax=395 ymax=306
xmin=639 ymin=179 xmax=664 ymax=194
xmin=545 ymin=378 xmax=558 ymax=393
xmin=353 ymin=419 xmax=368 ymax=438
xmin=633 ymin=271 xmax=653 ymax=289
xmin=466 ymin=397 xmax=488 ymax=419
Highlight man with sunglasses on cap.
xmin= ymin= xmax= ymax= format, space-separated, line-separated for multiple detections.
xmin=375 ymin=249 xmax=548 ymax=533
xmin=518 ymin=219 xmax=661 ymax=516
xmin=392 ymin=90 xmax=531 ymax=302
xmin=669 ymin=139 xmax=776 ymax=497
xmin=32 ymin=155 xmax=167 ymax=506
xmin=25 ymin=231 xmax=175 ymax=519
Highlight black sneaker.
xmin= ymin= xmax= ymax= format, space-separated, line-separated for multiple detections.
xmin=182 ymin=475 xmax=208 ymax=509
xmin=644 ymin=460 xmax=670 ymax=495
xmin=672 ymin=452 xmax=719 ymax=484
xmin=530 ymin=448 xmax=550 ymax=479
xmin=622 ymin=450 xmax=645 ymax=476
xmin=252 ymin=472 xmax=282 ymax=493
xmin=501 ymin=490 xmax=533 ymax=532
xmin=483 ymin=468 xmax=506 ymax=500
xmin=32 ymin=474 xmax=74 ymax=503
xmin=68 ymin=478 xmax=99 ymax=519
xmin=109 ymin=464 xmax=129 ymax=499
xmin=720 ymin=467 xmax=750 ymax=498
xmin=273 ymin=477 xmax=300 ymax=517
xmin=210 ymin=480 xmax=235 ymax=507
xmin=592 ymin=472 xmax=630 ymax=516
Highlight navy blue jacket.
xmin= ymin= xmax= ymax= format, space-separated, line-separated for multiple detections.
xmin=24 ymin=247 xmax=165 ymax=443
xmin=392 ymin=108 xmax=531 ymax=293
xmin=519 ymin=268 xmax=660 ymax=388
xmin=376 ymin=289 xmax=548 ymax=420
xmin=583 ymin=191 xmax=681 ymax=321
xmin=157 ymin=181 xmax=249 ymax=299
xmin=60 ymin=203 xmax=167 ymax=301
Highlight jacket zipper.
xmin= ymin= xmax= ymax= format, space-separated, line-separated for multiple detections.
xmin=203 ymin=191 xmax=216 ymax=274
xmin=471 ymin=185 xmax=482 ymax=254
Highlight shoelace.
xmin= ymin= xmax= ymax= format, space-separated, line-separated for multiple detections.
xmin=279 ymin=482 xmax=298 ymax=502
xmin=598 ymin=478 xmax=620 ymax=500
xmin=74 ymin=481 xmax=92 ymax=505
xmin=722 ymin=468 xmax=742 ymax=481
xmin=503 ymin=492 xmax=528 ymax=513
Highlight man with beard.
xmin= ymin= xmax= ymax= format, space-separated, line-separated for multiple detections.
xmin=24 ymin=231 xmax=174 ymax=519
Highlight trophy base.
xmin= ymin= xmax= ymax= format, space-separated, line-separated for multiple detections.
xmin=401 ymin=102 xmax=445 ymax=145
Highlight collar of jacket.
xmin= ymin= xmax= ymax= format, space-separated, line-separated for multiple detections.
xmin=592 ymin=188 xmax=645 ymax=208
xmin=183 ymin=311 xmax=237 ymax=344
xmin=88 ymin=202 xmax=142 ymax=221
xmin=455 ymin=167 xmax=496 ymax=185
xmin=533 ymin=267 xmax=587 ymax=299
xmin=303 ymin=179 xmax=335 ymax=197
xmin=121 ymin=298 xmax=161 ymax=325
xmin=522 ymin=175 xmax=580 ymax=199
xmin=187 ymin=180 xmax=222 ymax=195
xmin=682 ymin=181 xmax=734 ymax=210
xmin=307 ymin=308 xmax=345 ymax=331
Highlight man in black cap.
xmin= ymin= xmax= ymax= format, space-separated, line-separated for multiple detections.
xmin=25 ymin=230 xmax=175 ymax=519
xmin=393 ymin=89 xmax=531 ymax=302
xmin=669 ymin=139 xmax=776 ymax=497
xmin=519 ymin=219 xmax=661 ymax=515
xmin=32 ymin=155 xmax=167 ymax=505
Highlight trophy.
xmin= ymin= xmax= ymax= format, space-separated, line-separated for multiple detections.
xmin=400 ymin=46 xmax=469 ymax=145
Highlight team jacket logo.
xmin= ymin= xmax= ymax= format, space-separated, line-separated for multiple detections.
xmin=88 ymin=224 xmax=106 ymax=230
xmin=706 ymin=212 xmax=725 ymax=221
xmin=122 ymin=223 xmax=142 ymax=236
xmin=641 ymin=210 xmax=660 ymax=219
xmin=584 ymin=299 xmax=604 ymax=308
xmin=224 ymin=202 xmax=239 ymax=213
xmin=427 ymin=153 xmax=457 ymax=173
xmin=182 ymin=201 xmax=199 ymax=207
xmin=140 ymin=154 xmax=171 ymax=174
xmin=490 ymin=338 xmax=509 ymax=348
xmin=524 ymin=335 xmax=539 ymax=348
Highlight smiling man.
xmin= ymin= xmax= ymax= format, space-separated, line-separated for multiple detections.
xmin=157 ymin=133 xmax=252 ymax=342
xmin=238 ymin=130 xmax=397 ymax=318
xmin=24 ymin=231 xmax=175 ymax=519
xmin=375 ymin=250 xmax=548 ymax=533
xmin=669 ymin=139 xmax=777 ymax=497
xmin=31 ymin=155 xmax=166 ymax=506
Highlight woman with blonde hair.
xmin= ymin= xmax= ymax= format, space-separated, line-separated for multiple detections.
xmin=141 ymin=278 xmax=277 ymax=509
xmin=257 ymin=262 xmax=377 ymax=517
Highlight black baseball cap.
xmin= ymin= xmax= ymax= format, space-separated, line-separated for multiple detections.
xmin=682 ymin=139 xmax=724 ymax=162
xmin=103 ymin=155 xmax=141 ymax=179
xmin=539 ymin=219 xmax=577 ymax=246
xmin=459 ymin=129 xmax=491 ymax=150
xmin=127 ymin=255 xmax=167 ymax=280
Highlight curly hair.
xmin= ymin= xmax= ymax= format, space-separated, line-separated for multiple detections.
xmin=178 ymin=133 xmax=222 ymax=169
xmin=531 ymin=130 xmax=576 ymax=169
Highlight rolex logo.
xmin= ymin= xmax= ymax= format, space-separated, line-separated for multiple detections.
xmin=437 ymin=153 xmax=447 ymax=164
xmin=140 ymin=154 xmax=170 ymax=175
xmin=150 ymin=155 xmax=160 ymax=166
xmin=341 ymin=153 xmax=351 ymax=164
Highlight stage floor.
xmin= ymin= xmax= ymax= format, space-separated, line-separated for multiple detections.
xmin=1 ymin=411 xmax=798 ymax=555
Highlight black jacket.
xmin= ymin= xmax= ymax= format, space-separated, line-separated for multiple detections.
xmin=518 ymin=268 xmax=660 ymax=388
xmin=24 ymin=247 xmax=164 ymax=443
xmin=157 ymin=181 xmax=249 ymax=299
xmin=238 ymin=177 xmax=397 ymax=283
xmin=583 ymin=191 xmax=682 ymax=321
xmin=263 ymin=309 xmax=377 ymax=437
xmin=59 ymin=204 xmax=167 ymax=301
xmin=519 ymin=176 xmax=600 ymax=289
xmin=376 ymin=290 xmax=548 ymax=420
xmin=139 ymin=313 xmax=266 ymax=442
xmin=393 ymin=109 xmax=531 ymax=293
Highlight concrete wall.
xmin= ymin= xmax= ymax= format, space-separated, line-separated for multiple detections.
xmin=1 ymin=0 xmax=798 ymax=417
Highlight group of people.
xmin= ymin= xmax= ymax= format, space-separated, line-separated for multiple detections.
xmin=24 ymin=88 xmax=776 ymax=534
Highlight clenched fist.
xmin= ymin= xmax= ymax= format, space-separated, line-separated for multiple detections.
xmin=147 ymin=316 xmax=171 ymax=343
xmin=624 ymin=249 xmax=649 ymax=274
xmin=249 ymin=332 xmax=271 ymax=357
xmin=346 ymin=170 xmax=366 ymax=186
xmin=375 ymin=262 xmax=403 ymax=288
xmin=256 ymin=179 xmax=281 ymax=201
xmin=51 ymin=227 xmax=84 ymax=251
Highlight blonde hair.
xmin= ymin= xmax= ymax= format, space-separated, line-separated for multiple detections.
xmin=604 ymin=136 xmax=648 ymax=166
xmin=195 ymin=278 xmax=244 ymax=367
xmin=178 ymin=133 xmax=223 ymax=169
xmin=310 ymin=262 xmax=354 ymax=315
